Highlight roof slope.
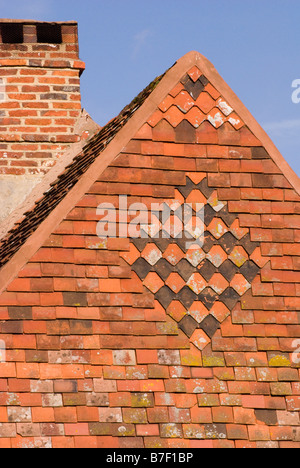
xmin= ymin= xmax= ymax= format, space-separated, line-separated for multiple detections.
xmin=0 ymin=50 xmax=299 ymax=294
xmin=0 ymin=70 xmax=166 ymax=269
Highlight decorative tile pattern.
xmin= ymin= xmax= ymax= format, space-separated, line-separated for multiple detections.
xmin=128 ymin=176 xmax=261 ymax=350
xmin=0 ymin=53 xmax=298 ymax=448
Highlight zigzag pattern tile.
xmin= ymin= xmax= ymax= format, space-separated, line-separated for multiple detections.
xmin=151 ymin=68 xmax=244 ymax=131
xmin=130 ymin=176 xmax=261 ymax=350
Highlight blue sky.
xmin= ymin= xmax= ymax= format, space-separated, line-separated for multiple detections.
xmin=1 ymin=0 xmax=300 ymax=175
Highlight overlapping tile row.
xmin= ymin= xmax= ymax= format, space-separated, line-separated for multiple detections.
xmin=0 ymin=64 xmax=299 ymax=448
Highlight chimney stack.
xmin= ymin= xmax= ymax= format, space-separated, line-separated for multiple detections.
xmin=0 ymin=19 xmax=86 ymax=222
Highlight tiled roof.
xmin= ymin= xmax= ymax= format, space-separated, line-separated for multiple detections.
xmin=0 ymin=50 xmax=300 ymax=448
xmin=0 ymin=71 xmax=166 ymax=269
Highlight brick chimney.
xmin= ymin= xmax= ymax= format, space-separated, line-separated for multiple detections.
xmin=0 ymin=19 xmax=88 ymax=223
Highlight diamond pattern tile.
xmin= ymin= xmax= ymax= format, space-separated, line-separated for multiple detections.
xmin=186 ymin=189 xmax=207 ymax=205
xmin=207 ymin=108 xmax=226 ymax=128
xmin=195 ymin=92 xmax=215 ymax=114
xmin=188 ymin=66 xmax=202 ymax=82
xmin=181 ymin=75 xmax=205 ymax=100
xmin=189 ymin=301 xmax=210 ymax=323
xmin=209 ymin=273 xmax=229 ymax=294
xmin=207 ymin=191 xmax=227 ymax=213
xmin=207 ymin=218 xmax=229 ymax=239
xmin=191 ymin=328 xmax=211 ymax=351
xmin=163 ymin=244 xmax=185 ymax=266
xmin=186 ymin=246 xmax=206 ymax=267
xmin=206 ymin=245 xmax=227 ymax=268
xmin=144 ymin=272 xmax=164 ymax=294
xmin=187 ymin=273 xmax=207 ymax=294
xmin=167 ymin=301 xmax=187 ymax=322
xmin=250 ymin=247 xmax=270 ymax=268
xmin=166 ymin=272 xmax=186 ymax=294
xmin=210 ymin=302 xmax=230 ymax=322
xmin=186 ymin=106 xmax=205 ymax=128
xmin=230 ymin=273 xmax=251 ymax=296
xmin=228 ymin=246 xmax=249 ymax=268
xmin=130 ymin=175 xmax=261 ymax=348
xmin=179 ymin=315 xmax=199 ymax=338
xmin=164 ymin=105 xmax=185 ymax=127
xmin=177 ymin=286 xmax=197 ymax=309
xmin=162 ymin=213 xmax=183 ymax=239
xmin=216 ymin=97 xmax=233 ymax=116
xmin=141 ymin=243 xmax=162 ymax=266
xmin=175 ymin=90 xmax=195 ymax=113
xmin=230 ymin=219 xmax=249 ymax=240
xmin=120 ymin=243 xmax=140 ymax=265
xmin=200 ymin=315 xmax=220 ymax=339
xmin=198 ymin=259 xmax=216 ymax=282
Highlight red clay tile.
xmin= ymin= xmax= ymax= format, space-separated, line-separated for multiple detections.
xmin=141 ymin=244 xmax=163 ymax=266
xmin=165 ymin=273 xmax=186 ymax=294
xmin=147 ymin=109 xmax=164 ymax=127
xmin=187 ymin=66 xmax=202 ymax=82
xmin=186 ymin=106 xmax=205 ymax=128
xmin=206 ymin=245 xmax=227 ymax=267
xmin=250 ymin=247 xmax=270 ymax=268
xmin=186 ymin=246 xmax=206 ymax=267
xmin=175 ymin=90 xmax=195 ymax=113
xmin=216 ymin=98 xmax=233 ymax=117
xmin=191 ymin=329 xmax=211 ymax=351
xmin=195 ymin=92 xmax=215 ymax=114
xmin=164 ymin=105 xmax=185 ymax=127
xmin=208 ymin=108 xmax=227 ymax=128
xmin=207 ymin=218 xmax=229 ymax=239
xmin=209 ymin=273 xmax=229 ymax=294
xmin=163 ymin=244 xmax=185 ymax=266
xmin=207 ymin=191 xmax=227 ymax=212
xmin=189 ymin=301 xmax=209 ymax=323
xmin=211 ymin=302 xmax=231 ymax=322
xmin=229 ymin=246 xmax=249 ymax=267
xmin=159 ymin=95 xmax=174 ymax=112
xmin=187 ymin=273 xmax=207 ymax=294
xmin=120 ymin=243 xmax=140 ymax=265
xmin=230 ymin=274 xmax=251 ymax=296
xmin=230 ymin=219 xmax=249 ymax=240
xmin=186 ymin=189 xmax=207 ymax=205
xmin=143 ymin=272 xmax=164 ymax=294
xmin=186 ymin=173 xmax=206 ymax=185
